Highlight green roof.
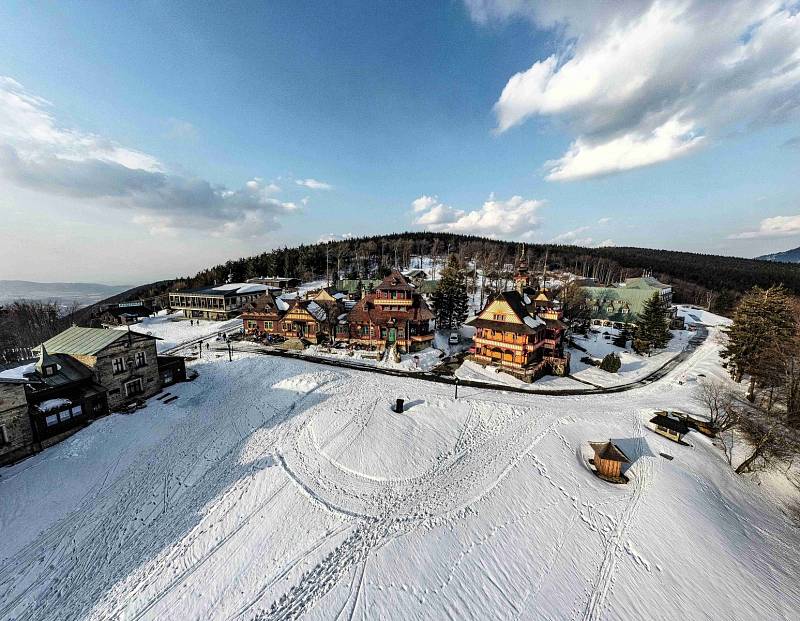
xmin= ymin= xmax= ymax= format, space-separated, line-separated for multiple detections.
xmin=582 ymin=286 xmax=662 ymax=322
xmin=335 ymin=279 xmax=381 ymax=293
xmin=37 ymin=326 xmax=158 ymax=356
xmin=417 ymin=279 xmax=439 ymax=294
xmin=624 ymin=276 xmax=670 ymax=290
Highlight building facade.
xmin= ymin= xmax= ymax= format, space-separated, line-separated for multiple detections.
xmin=169 ymin=283 xmax=268 ymax=320
xmin=343 ymin=270 xmax=434 ymax=352
xmin=583 ymin=276 xmax=675 ymax=330
xmin=241 ymin=293 xmax=331 ymax=344
xmin=467 ymin=259 xmax=569 ymax=382
xmin=37 ymin=326 xmax=162 ymax=410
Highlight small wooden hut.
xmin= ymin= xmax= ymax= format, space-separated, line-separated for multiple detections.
xmin=650 ymin=412 xmax=690 ymax=443
xmin=589 ymin=441 xmax=631 ymax=482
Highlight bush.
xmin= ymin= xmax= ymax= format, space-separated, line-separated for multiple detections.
xmin=600 ymin=353 xmax=622 ymax=373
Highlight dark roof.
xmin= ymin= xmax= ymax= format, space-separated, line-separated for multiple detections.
xmin=376 ymin=269 xmax=415 ymax=292
xmin=38 ymin=326 xmax=159 ymax=356
xmin=347 ymin=290 xmax=434 ymax=325
xmin=650 ymin=414 xmax=690 ymax=434
xmin=589 ymin=441 xmax=631 ymax=463
xmin=241 ymin=292 xmax=283 ymax=317
xmin=25 ymin=353 xmax=94 ymax=389
xmin=101 ymin=305 xmax=150 ymax=318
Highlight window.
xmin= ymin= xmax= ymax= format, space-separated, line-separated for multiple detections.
xmin=607 ymin=306 xmax=614 ymax=313
xmin=135 ymin=351 xmax=147 ymax=368
xmin=112 ymin=357 xmax=126 ymax=374
xmin=59 ymin=409 xmax=72 ymax=421
xmin=124 ymin=378 xmax=144 ymax=397
xmin=622 ymin=308 xmax=629 ymax=314
xmin=247 ymin=320 xmax=257 ymax=329
xmin=43 ymin=364 xmax=56 ymax=377
xmin=493 ymin=314 xmax=505 ymax=321
xmin=266 ymin=321 xmax=273 ymax=329
xmin=72 ymin=404 xmax=83 ymax=417
xmin=45 ymin=414 xmax=58 ymax=427
xmin=0 ymin=425 xmax=8 ymax=445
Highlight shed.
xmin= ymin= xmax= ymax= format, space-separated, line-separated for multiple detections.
xmin=650 ymin=412 xmax=690 ymax=442
xmin=589 ymin=441 xmax=631 ymax=480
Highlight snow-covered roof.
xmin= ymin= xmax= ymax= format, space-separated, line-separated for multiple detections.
xmin=307 ymin=301 xmax=327 ymax=321
xmin=523 ymin=316 xmax=545 ymax=329
xmin=523 ymin=294 xmax=531 ymax=305
xmin=212 ymin=283 xmax=267 ymax=294
xmin=37 ymin=398 xmax=71 ymax=412
xmin=275 ymin=297 xmax=290 ymax=312
xmin=0 ymin=362 xmax=35 ymax=381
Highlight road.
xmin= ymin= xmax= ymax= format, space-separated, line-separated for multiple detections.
xmin=215 ymin=326 xmax=708 ymax=397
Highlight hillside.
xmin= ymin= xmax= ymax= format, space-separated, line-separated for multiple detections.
xmin=63 ymin=234 xmax=800 ymax=321
xmin=126 ymin=234 xmax=800 ymax=314
xmin=1 ymin=323 xmax=798 ymax=619
xmin=757 ymin=246 xmax=800 ymax=264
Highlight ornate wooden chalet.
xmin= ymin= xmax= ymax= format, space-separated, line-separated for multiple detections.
xmin=343 ymin=269 xmax=434 ymax=352
xmin=241 ymin=292 xmax=287 ymax=336
xmin=467 ymin=256 xmax=569 ymax=382
xmin=241 ymin=292 xmax=331 ymax=343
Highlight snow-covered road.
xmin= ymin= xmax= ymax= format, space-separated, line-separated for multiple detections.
xmin=1 ymin=328 xmax=798 ymax=620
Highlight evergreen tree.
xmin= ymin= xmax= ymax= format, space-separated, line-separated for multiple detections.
xmin=431 ymin=255 xmax=469 ymax=329
xmin=600 ymin=352 xmax=622 ymax=373
xmin=613 ymin=328 xmax=630 ymax=348
xmin=637 ymin=292 xmax=672 ymax=349
xmin=721 ymin=285 xmax=796 ymax=401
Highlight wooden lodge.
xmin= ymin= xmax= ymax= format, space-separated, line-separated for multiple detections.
xmin=466 ymin=256 xmax=569 ymax=382
xmin=240 ymin=292 xmax=332 ymax=344
xmin=341 ymin=269 xmax=434 ymax=353
xmin=589 ymin=441 xmax=631 ymax=483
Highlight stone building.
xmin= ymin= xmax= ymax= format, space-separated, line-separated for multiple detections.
xmin=36 ymin=326 xmax=162 ymax=410
xmin=0 ymin=376 xmax=32 ymax=466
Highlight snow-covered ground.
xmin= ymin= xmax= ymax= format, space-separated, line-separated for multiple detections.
xmin=304 ymin=345 xmax=444 ymax=372
xmin=568 ymin=329 xmax=693 ymax=388
xmin=117 ymin=310 xmax=243 ymax=353
xmin=1 ymin=324 xmax=798 ymax=620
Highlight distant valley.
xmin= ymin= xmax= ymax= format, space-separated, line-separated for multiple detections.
xmin=0 ymin=280 xmax=132 ymax=308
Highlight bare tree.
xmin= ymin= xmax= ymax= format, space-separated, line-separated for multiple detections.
xmin=694 ymin=380 xmax=740 ymax=433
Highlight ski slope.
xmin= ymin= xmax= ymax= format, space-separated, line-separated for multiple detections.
xmin=1 ymin=328 xmax=798 ymax=620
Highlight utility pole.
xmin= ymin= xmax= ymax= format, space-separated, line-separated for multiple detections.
xmin=198 ymin=339 xmax=203 ymax=359
xmin=454 ymin=377 xmax=459 ymax=400
xmin=228 ymin=340 xmax=232 ymax=362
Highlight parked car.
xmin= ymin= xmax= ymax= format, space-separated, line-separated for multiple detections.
xmin=449 ymin=331 xmax=460 ymax=345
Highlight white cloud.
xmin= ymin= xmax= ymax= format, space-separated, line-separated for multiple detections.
xmin=318 ymin=233 xmax=354 ymax=243
xmin=730 ymin=214 xmax=800 ymax=239
xmin=550 ymin=225 xmax=616 ymax=247
xmin=412 ymin=194 xmax=545 ymax=237
xmin=481 ymin=1 xmax=800 ymax=180
xmin=295 ymin=178 xmax=332 ymax=190
xmin=0 ymin=77 xmax=298 ymax=237
xmin=165 ymin=118 xmax=199 ymax=142
xmin=597 ymin=217 xmax=611 ymax=225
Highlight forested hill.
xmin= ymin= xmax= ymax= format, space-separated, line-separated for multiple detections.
xmin=757 ymin=246 xmax=800 ymax=264
xmin=92 ymin=233 xmax=800 ymax=316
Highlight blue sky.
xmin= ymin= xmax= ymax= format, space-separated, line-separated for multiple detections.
xmin=0 ymin=0 xmax=799 ymax=283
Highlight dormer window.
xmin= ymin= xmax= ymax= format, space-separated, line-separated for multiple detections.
xmin=43 ymin=364 xmax=56 ymax=377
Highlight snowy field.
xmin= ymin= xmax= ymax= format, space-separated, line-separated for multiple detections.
xmin=116 ymin=311 xmax=243 ymax=353
xmin=1 ymin=324 xmax=799 ymax=620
